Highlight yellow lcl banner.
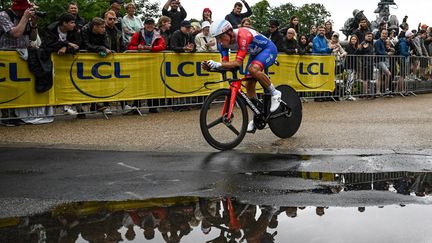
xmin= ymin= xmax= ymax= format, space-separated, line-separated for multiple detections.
xmin=0 ymin=51 xmax=335 ymax=109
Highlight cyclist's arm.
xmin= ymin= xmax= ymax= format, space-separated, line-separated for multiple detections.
xmin=219 ymin=29 xmax=252 ymax=69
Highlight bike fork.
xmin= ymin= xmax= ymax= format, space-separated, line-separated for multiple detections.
xmin=223 ymin=81 xmax=242 ymax=120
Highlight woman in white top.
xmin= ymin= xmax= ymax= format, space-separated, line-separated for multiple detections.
xmin=121 ymin=3 xmax=143 ymax=44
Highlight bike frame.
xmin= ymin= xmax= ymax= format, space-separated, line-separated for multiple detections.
xmin=223 ymin=78 xmax=262 ymax=121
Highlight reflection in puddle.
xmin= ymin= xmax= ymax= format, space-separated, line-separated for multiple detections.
xmin=1 ymin=171 xmax=432 ymax=243
xmin=253 ymin=171 xmax=432 ymax=196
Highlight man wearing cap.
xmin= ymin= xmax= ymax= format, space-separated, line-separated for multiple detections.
xmin=170 ymin=20 xmax=195 ymax=53
xmin=0 ymin=0 xmax=38 ymax=49
xmin=127 ymin=18 xmax=166 ymax=52
xmin=0 ymin=0 xmax=38 ymax=126
xmin=264 ymin=19 xmax=284 ymax=52
xmin=162 ymin=0 xmax=187 ymax=32
xmin=194 ymin=21 xmax=217 ymax=52
xmin=225 ymin=0 xmax=252 ymax=29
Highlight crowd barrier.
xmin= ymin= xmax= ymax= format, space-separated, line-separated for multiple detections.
xmin=0 ymin=51 xmax=335 ymax=109
xmin=1 ymin=51 xmax=431 ymax=120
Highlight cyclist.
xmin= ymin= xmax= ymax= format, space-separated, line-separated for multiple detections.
xmin=202 ymin=19 xmax=281 ymax=133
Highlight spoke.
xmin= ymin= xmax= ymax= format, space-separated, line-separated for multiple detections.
xmin=226 ymin=123 xmax=240 ymax=135
xmin=207 ymin=117 xmax=223 ymax=129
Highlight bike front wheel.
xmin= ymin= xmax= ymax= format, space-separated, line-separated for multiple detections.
xmin=200 ymin=89 xmax=248 ymax=150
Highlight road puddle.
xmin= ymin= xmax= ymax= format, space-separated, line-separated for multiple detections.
xmin=1 ymin=192 xmax=431 ymax=242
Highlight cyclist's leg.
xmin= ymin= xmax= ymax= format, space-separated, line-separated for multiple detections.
xmin=244 ymin=55 xmax=258 ymax=98
xmin=247 ymin=46 xmax=277 ymax=92
xmin=247 ymin=47 xmax=281 ymax=112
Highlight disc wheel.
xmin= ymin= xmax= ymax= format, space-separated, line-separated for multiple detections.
xmin=268 ymin=85 xmax=302 ymax=138
xmin=200 ymin=89 xmax=248 ymax=150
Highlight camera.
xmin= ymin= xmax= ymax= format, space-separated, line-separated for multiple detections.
xmin=35 ymin=11 xmax=47 ymax=17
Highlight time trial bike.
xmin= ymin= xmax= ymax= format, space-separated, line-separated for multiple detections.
xmin=199 ymin=68 xmax=302 ymax=150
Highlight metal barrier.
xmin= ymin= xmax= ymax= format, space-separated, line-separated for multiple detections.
xmin=1 ymin=54 xmax=432 ymax=122
xmin=340 ymin=54 xmax=432 ymax=99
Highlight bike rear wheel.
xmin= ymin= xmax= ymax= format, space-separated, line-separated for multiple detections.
xmin=268 ymin=85 xmax=302 ymax=138
xmin=200 ymin=89 xmax=248 ymax=150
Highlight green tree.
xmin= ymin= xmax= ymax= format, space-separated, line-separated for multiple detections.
xmin=296 ymin=4 xmax=331 ymax=33
xmin=271 ymin=3 xmax=296 ymax=29
xmin=250 ymin=0 xmax=331 ymax=35
xmin=249 ymin=0 xmax=271 ymax=33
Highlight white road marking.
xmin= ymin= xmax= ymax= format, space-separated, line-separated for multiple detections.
xmin=117 ymin=162 xmax=141 ymax=171
xmin=125 ymin=191 xmax=142 ymax=199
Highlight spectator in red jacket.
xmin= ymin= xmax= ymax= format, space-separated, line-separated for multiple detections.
xmin=127 ymin=18 xmax=166 ymax=52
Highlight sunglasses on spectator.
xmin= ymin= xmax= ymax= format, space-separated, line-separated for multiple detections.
xmin=108 ymin=17 xmax=117 ymax=21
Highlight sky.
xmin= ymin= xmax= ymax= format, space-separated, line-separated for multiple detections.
xmin=156 ymin=0 xmax=431 ymax=38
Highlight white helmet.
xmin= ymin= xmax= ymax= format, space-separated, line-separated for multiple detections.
xmin=209 ymin=19 xmax=233 ymax=38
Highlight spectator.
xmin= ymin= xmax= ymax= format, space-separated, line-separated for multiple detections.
xmin=312 ymin=26 xmax=332 ymax=54
xmin=156 ymin=16 xmax=172 ymax=50
xmin=298 ymin=34 xmax=312 ymax=54
xmin=190 ymin=21 xmax=201 ymax=38
xmin=170 ymin=20 xmax=195 ymax=53
xmin=329 ymin=32 xmax=347 ymax=77
xmin=425 ymin=26 xmax=432 ymax=56
xmin=324 ymin=20 xmax=334 ymax=39
xmin=398 ymin=22 xmax=409 ymax=40
xmin=288 ymin=16 xmax=299 ymax=34
xmin=353 ymin=17 xmax=370 ymax=44
xmin=374 ymin=22 xmax=387 ymax=40
xmin=195 ymin=21 xmax=217 ymax=52
xmin=81 ymin=17 xmax=113 ymax=113
xmin=282 ymin=28 xmax=299 ymax=55
xmin=128 ymin=18 xmax=166 ymax=114
xmin=307 ymin=25 xmax=317 ymax=43
xmin=412 ymin=29 xmax=429 ymax=80
xmin=41 ymin=13 xmax=81 ymax=116
xmin=104 ymin=10 xmax=125 ymax=53
xmin=264 ymin=19 xmax=284 ymax=52
xmin=162 ymin=0 xmax=187 ymax=32
xmin=329 ymin=32 xmax=347 ymax=59
xmin=0 ymin=0 xmax=38 ymax=126
xmin=67 ymin=2 xmax=85 ymax=31
xmin=374 ymin=29 xmax=391 ymax=94
xmin=345 ymin=34 xmax=360 ymax=100
xmin=42 ymin=13 xmax=80 ymax=56
xmin=388 ymin=29 xmax=397 ymax=41
xmin=81 ymin=17 xmax=111 ymax=53
xmin=108 ymin=0 xmax=124 ymax=30
xmin=128 ymin=18 xmax=166 ymax=52
xmin=121 ymin=2 xmax=143 ymax=44
xmin=395 ymin=30 xmax=413 ymax=92
xmin=240 ymin=17 xmax=252 ymax=28
xmin=202 ymin=8 xmax=212 ymax=23
xmin=0 ymin=0 xmax=38 ymax=49
xmin=356 ymin=32 xmax=374 ymax=95
xmin=225 ymin=0 xmax=252 ymax=29
xmin=386 ymin=38 xmax=397 ymax=92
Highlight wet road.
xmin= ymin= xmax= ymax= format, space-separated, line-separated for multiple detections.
xmin=1 ymin=95 xmax=432 ymax=242
xmin=1 ymin=148 xmax=431 ymax=216
xmin=1 ymin=148 xmax=432 ymax=242
xmin=0 ymin=94 xmax=431 ymax=153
